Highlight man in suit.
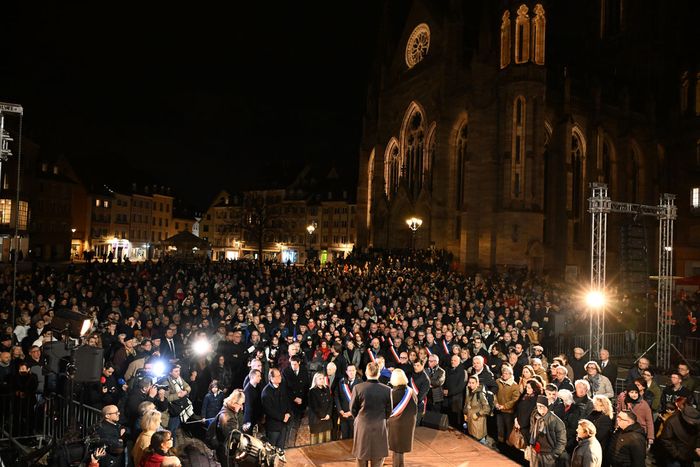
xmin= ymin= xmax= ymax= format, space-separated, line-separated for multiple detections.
xmin=282 ymin=354 xmax=309 ymax=447
xmin=242 ymin=369 xmax=263 ymax=433
xmin=599 ymin=348 xmax=618 ymax=383
xmin=261 ymin=368 xmax=292 ymax=449
xmin=351 ymin=362 xmax=392 ymax=467
xmin=335 ymin=363 xmax=362 ymax=439
xmin=360 ymin=338 xmax=384 ymax=373
xmin=410 ymin=359 xmax=431 ymax=426
xmin=159 ymin=327 xmax=182 ymax=362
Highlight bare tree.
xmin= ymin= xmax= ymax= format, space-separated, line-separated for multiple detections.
xmin=238 ymin=192 xmax=278 ymax=267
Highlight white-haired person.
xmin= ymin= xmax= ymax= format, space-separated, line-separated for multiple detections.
xmin=583 ymin=361 xmax=614 ymax=398
xmin=308 ymin=372 xmax=333 ymax=444
xmin=570 ymin=419 xmax=602 ymax=467
xmin=387 ymin=369 xmax=417 ymax=467
xmin=132 ymin=409 xmax=163 ymax=467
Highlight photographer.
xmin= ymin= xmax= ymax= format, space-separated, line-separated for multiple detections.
xmin=163 ymin=364 xmax=192 ymax=443
xmin=96 ymin=405 xmax=126 ymax=467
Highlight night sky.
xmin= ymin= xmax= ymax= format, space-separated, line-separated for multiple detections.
xmin=0 ymin=2 xmax=380 ymax=207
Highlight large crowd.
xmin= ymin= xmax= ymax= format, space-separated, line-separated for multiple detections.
xmin=0 ymin=250 xmax=699 ymax=467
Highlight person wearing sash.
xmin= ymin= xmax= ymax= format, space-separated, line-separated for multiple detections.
xmin=335 ymin=364 xmax=362 ymax=439
xmin=410 ymin=359 xmax=431 ymax=426
xmin=387 ymin=369 xmax=418 ymax=467
xmin=360 ymin=338 xmax=384 ymax=374
xmin=351 ymin=362 xmax=392 ymax=467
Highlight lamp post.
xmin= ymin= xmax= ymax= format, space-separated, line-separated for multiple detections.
xmin=306 ymin=222 xmax=317 ymax=262
xmin=405 ymin=216 xmax=423 ymax=251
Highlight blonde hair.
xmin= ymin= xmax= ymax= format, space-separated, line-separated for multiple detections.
xmin=224 ymin=388 xmax=245 ymax=409
xmin=140 ymin=409 xmax=162 ymax=432
xmin=310 ymin=372 xmax=327 ymax=390
xmin=592 ymin=394 xmax=614 ymax=419
xmin=390 ymin=368 xmax=408 ymax=387
xmin=577 ymin=419 xmax=597 ymax=438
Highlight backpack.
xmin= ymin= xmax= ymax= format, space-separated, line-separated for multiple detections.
xmin=204 ymin=412 xmax=222 ymax=450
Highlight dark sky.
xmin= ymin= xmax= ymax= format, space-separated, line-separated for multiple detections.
xmin=0 ymin=2 xmax=381 ymax=208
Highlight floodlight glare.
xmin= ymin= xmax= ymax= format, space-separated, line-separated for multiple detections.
xmin=192 ymin=338 xmax=212 ymax=356
xmin=585 ymin=291 xmax=606 ymax=309
xmin=151 ymin=360 xmax=167 ymax=378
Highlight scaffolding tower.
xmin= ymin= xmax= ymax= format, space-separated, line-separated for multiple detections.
xmin=588 ymin=183 xmax=677 ymax=368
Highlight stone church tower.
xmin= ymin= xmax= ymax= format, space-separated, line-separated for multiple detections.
xmin=356 ymin=0 xmax=699 ymax=279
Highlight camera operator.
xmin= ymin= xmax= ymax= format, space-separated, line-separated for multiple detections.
xmin=163 ymin=364 xmax=192 ymax=443
xmin=87 ymin=363 xmax=121 ymax=408
xmin=96 ymin=405 xmax=126 ymax=467
xmin=125 ymin=379 xmax=165 ymax=435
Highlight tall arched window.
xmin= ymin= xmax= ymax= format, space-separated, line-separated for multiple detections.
xmin=515 ymin=5 xmax=530 ymax=64
xmin=511 ymin=97 xmax=526 ymax=199
xmin=500 ymin=11 xmax=511 ymax=69
xmin=681 ymin=72 xmax=689 ymax=114
xmin=402 ymin=109 xmax=426 ymax=199
xmin=532 ymin=4 xmax=546 ymax=65
xmin=367 ymin=149 xmax=374 ymax=229
xmin=424 ymin=123 xmax=436 ymax=192
xmin=571 ymin=129 xmax=586 ymax=220
xmin=456 ymin=122 xmax=468 ymax=208
xmin=384 ymin=139 xmax=400 ymax=199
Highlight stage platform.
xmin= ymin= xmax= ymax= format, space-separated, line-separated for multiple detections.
xmin=283 ymin=427 xmax=519 ymax=466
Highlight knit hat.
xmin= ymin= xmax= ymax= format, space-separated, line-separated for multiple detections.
xmin=626 ymin=383 xmax=639 ymax=393
xmin=536 ymin=395 xmax=548 ymax=406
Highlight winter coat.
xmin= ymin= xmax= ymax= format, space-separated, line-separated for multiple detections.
xmin=464 ymin=385 xmax=490 ymax=440
xmin=443 ymin=366 xmax=467 ymax=414
xmin=608 ymin=422 xmax=647 ymax=467
xmin=570 ymin=436 xmax=603 ymax=467
xmin=515 ymin=393 xmax=538 ymax=441
xmin=351 ymin=380 xmax=392 ymax=460
xmin=387 ymin=385 xmax=417 ymax=453
xmin=616 ymin=393 xmax=654 ymax=442
xmin=586 ymin=410 xmax=613 ymax=451
xmin=261 ymin=383 xmax=292 ymax=432
xmin=201 ymin=391 xmax=224 ymax=420
xmin=584 ymin=374 xmax=614 ymax=399
xmin=496 ymin=377 xmax=520 ymax=414
xmin=657 ymin=411 xmax=700 ymax=462
xmin=562 ymin=403 xmax=584 ymax=453
xmin=529 ymin=410 xmax=567 ymax=463
xmin=308 ymin=386 xmax=333 ymax=434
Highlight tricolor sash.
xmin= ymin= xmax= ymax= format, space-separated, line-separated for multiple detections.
xmin=411 ymin=377 xmax=427 ymax=414
xmin=390 ymin=387 xmax=413 ymax=417
xmin=425 ymin=346 xmax=433 ymax=356
xmin=389 ymin=345 xmax=401 ymax=363
xmin=367 ymin=349 xmax=377 ymax=363
xmin=342 ymin=382 xmax=352 ymax=403
xmin=442 ymin=340 xmax=450 ymax=355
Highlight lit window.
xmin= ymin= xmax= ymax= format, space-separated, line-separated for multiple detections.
xmin=514 ymin=5 xmax=530 ymax=64
xmin=405 ymin=23 xmax=430 ymax=69
xmin=500 ymin=11 xmax=511 ymax=69
xmin=692 ymin=188 xmax=700 ymax=209
xmin=104 ymin=201 xmax=110 ymax=208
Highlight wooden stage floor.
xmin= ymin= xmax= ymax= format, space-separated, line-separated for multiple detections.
xmin=283 ymin=427 xmax=520 ymax=466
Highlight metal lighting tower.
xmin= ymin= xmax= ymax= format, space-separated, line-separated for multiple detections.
xmin=657 ymin=194 xmax=676 ymax=370
xmin=0 ymin=101 xmax=24 ymax=328
xmin=587 ymin=183 xmax=677 ymax=368
xmin=588 ymin=183 xmax=609 ymax=359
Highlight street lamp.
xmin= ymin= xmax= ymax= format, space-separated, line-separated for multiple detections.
xmin=306 ymin=221 xmax=317 ymax=262
xmin=405 ymin=216 xmax=423 ymax=250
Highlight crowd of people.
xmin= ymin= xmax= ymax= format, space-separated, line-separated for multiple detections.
xmin=0 ymin=250 xmax=699 ymax=467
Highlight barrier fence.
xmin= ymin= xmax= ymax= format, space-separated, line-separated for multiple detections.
xmin=554 ymin=332 xmax=700 ymax=365
xmin=0 ymin=393 xmax=101 ymax=446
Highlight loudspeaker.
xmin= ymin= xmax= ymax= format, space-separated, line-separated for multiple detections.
xmin=73 ymin=346 xmax=103 ymax=383
xmin=421 ymin=411 xmax=449 ymax=431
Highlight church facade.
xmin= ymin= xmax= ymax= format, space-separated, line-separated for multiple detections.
xmin=356 ymin=0 xmax=699 ymax=280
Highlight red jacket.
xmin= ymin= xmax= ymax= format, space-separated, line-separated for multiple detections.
xmin=139 ymin=452 xmax=165 ymax=467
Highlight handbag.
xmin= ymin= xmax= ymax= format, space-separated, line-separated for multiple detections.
xmin=507 ymin=426 xmax=527 ymax=450
xmin=169 ymin=397 xmax=190 ymax=416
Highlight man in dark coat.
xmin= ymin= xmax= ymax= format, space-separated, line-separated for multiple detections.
xmin=242 ymin=369 xmax=263 ymax=433
xmin=425 ymin=354 xmax=445 ymax=412
xmin=96 ymin=405 xmax=125 ymax=467
xmin=599 ymin=348 xmax=618 ymax=383
xmin=608 ymin=410 xmax=647 ymax=467
xmin=442 ymin=355 xmax=467 ymax=429
xmin=335 ymin=364 xmax=362 ymax=439
xmin=360 ymin=338 xmax=384 ymax=373
xmin=529 ymin=396 xmax=567 ymax=466
xmin=351 ymin=362 xmax=392 ymax=467
xmin=261 ymin=368 xmax=292 ymax=449
xmin=657 ymin=404 xmax=700 ymax=466
xmin=467 ymin=355 xmax=497 ymax=394
xmin=409 ymin=359 xmax=430 ymax=426
xmin=282 ymin=354 xmax=309 ymax=447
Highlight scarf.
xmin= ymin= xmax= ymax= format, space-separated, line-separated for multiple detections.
xmin=499 ymin=376 xmax=515 ymax=386
xmin=530 ymin=411 xmax=547 ymax=446
xmin=588 ymin=374 xmax=600 ymax=395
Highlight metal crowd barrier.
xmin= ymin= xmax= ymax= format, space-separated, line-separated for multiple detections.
xmin=555 ymin=332 xmax=700 ymax=363
xmin=0 ymin=393 xmax=101 ymax=445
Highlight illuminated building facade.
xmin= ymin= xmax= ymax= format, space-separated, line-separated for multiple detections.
xmin=357 ymin=0 xmax=699 ymax=278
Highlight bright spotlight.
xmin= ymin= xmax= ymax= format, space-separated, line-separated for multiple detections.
xmin=192 ymin=338 xmax=212 ymax=356
xmin=151 ymin=360 xmax=167 ymax=378
xmin=586 ymin=291 xmax=606 ymax=309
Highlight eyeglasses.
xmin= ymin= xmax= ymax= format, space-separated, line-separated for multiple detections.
xmin=616 ymin=416 xmax=629 ymax=422
xmin=107 ymin=411 xmax=120 ymax=415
